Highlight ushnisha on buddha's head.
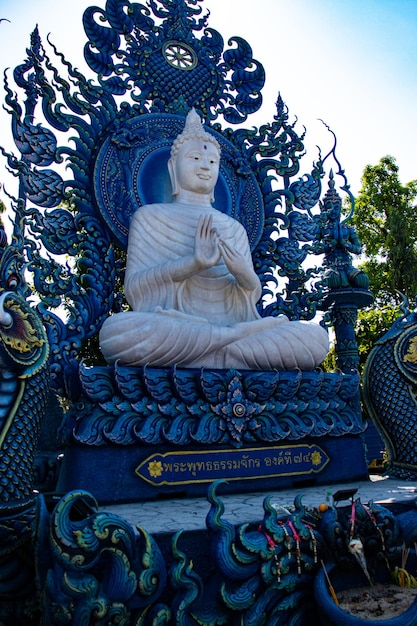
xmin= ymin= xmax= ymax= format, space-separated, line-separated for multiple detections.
xmin=168 ymin=109 xmax=221 ymax=203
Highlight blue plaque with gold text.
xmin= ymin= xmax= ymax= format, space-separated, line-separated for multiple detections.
xmin=136 ymin=444 xmax=329 ymax=486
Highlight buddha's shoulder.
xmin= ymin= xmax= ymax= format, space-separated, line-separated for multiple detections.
xmin=130 ymin=203 xmax=172 ymax=224
xmin=130 ymin=203 xmax=242 ymax=231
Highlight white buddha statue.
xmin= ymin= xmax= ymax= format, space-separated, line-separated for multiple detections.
xmin=99 ymin=109 xmax=329 ymax=370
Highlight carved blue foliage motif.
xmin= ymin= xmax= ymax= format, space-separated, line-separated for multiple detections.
xmin=83 ymin=0 xmax=265 ymax=123
xmin=59 ymin=364 xmax=365 ymax=448
xmin=39 ymin=484 xmax=326 ymax=625
xmin=42 ymin=491 xmax=168 ymax=624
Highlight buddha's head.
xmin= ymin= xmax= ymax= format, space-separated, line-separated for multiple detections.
xmin=168 ymin=109 xmax=221 ymax=202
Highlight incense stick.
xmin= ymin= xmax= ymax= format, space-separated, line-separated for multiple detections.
xmin=321 ymin=560 xmax=339 ymax=605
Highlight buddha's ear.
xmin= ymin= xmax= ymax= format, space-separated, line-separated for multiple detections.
xmin=167 ymin=158 xmax=178 ymax=197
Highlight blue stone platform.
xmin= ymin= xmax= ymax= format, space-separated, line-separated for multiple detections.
xmin=101 ymin=474 xmax=417 ymax=534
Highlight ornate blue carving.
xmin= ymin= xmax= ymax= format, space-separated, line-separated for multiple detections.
xmin=59 ymin=365 xmax=365 ymax=448
xmin=0 ymin=0 xmax=370 ymax=395
xmin=42 ymin=490 xmax=168 ymax=624
xmin=0 ymin=479 xmax=406 ymax=625
xmin=202 ymin=483 xmax=322 ymax=623
xmin=322 ymin=498 xmax=399 ymax=565
xmin=82 ymin=0 xmax=265 ymax=123
xmin=37 ymin=482 xmax=328 ymax=624
xmin=0 ymin=0 xmax=391 ymax=622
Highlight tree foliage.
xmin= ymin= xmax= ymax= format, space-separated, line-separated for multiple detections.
xmin=351 ymin=155 xmax=417 ymax=368
xmin=352 ymin=155 xmax=417 ymax=305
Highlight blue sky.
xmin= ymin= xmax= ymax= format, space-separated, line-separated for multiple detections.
xmin=0 ymin=0 xmax=416 ymax=195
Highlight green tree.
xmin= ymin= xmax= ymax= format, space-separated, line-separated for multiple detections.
xmin=353 ymin=155 xmax=417 ymax=304
xmin=351 ymin=155 xmax=417 ymax=368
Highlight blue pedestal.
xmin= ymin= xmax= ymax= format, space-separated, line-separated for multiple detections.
xmin=56 ymin=434 xmax=368 ymax=503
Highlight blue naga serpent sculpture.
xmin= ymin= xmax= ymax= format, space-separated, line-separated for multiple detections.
xmin=0 ymin=214 xmax=49 ymax=621
xmin=364 ymin=300 xmax=417 ymax=480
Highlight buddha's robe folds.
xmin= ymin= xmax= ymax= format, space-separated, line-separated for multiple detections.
xmin=99 ymin=203 xmax=329 ymax=370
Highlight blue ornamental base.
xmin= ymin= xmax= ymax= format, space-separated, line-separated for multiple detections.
xmin=55 ymin=365 xmax=369 ymax=503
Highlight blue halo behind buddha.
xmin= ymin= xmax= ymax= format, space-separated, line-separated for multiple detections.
xmin=93 ymin=113 xmax=264 ymax=250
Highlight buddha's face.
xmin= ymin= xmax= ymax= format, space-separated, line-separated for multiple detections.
xmin=174 ymin=137 xmax=220 ymax=196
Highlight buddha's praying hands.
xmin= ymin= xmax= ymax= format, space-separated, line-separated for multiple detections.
xmin=99 ymin=109 xmax=329 ymax=370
